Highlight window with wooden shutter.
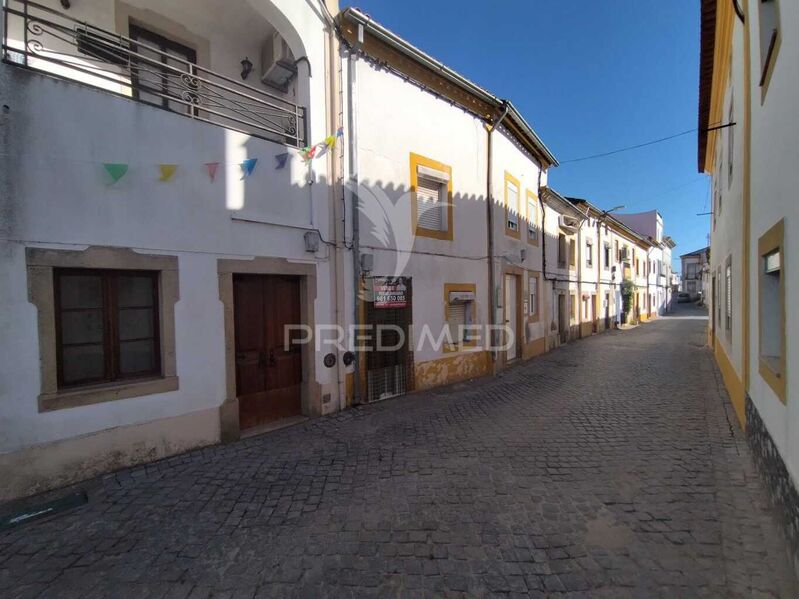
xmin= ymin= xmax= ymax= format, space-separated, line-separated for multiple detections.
xmin=416 ymin=175 xmax=445 ymax=232
xmin=725 ymin=261 xmax=732 ymax=331
xmin=506 ymin=180 xmax=519 ymax=232
xmin=528 ymin=274 xmax=538 ymax=321
xmin=411 ymin=153 xmax=452 ymax=240
xmin=445 ymin=285 xmax=476 ymax=349
xmin=55 ymin=269 xmax=160 ymax=387
xmin=527 ymin=191 xmax=538 ymax=243
xmin=504 ymin=172 xmax=520 ymax=238
xmin=569 ymin=238 xmax=576 ymax=268
xmin=558 ymin=234 xmax=567 ymax=268
xmin=447 ymin=301 xmax=467 ymax=342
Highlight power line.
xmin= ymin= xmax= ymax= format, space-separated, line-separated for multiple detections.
xmin=560 ymin=128 xmax=697 ymax=164
xmin=559 ymin=122 xmax=736 ymax=165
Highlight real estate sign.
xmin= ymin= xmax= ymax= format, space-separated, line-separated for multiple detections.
xmin=373 ymin=277 xmax=408 ymax=308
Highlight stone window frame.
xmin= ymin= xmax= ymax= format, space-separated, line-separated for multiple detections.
xmin=757 ymin=218 xmax=785 ymax=403
xmin=27 ymin=246 xmax=179 ymax=412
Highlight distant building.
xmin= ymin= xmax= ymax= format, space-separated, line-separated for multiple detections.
xmin=679 ymin=247 xmax=710 ymax=298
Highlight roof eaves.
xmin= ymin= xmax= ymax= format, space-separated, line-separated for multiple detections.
xmin=697 ymin=0 xmax=717 ymax=172
xmin=339 ymin=7 xmax=558 ymax=167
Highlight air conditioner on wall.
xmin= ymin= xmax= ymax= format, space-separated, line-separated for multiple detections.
xmin=261 ymin=30 xmax=297 ymax=92
xmin=558 ymin=215 xmax=579 ymax=234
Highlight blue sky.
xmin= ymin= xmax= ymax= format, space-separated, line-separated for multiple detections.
xmin=351 ymin=0 xmax=710 ymax=271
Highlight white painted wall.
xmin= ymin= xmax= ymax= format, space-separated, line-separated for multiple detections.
xmin=745 ymin=0 xmax=799 ymax=484
xmin=0 ymin=0 xmax=339 ymax=455
xmin=351 ymin=57 xmax=490 ymax=365
xmin=491 ymin=127 xmax=549 ymax=345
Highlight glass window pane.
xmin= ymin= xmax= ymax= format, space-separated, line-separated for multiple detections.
xmin=59 ymin=275 xmax=102 ymax=309
xmin=118 ymin=275 xmax=155 ymax=308
xmin=118 ymin=307 xmax=155 ymax=341
xmin=62 ymin=344 xmax=105 ymax=384
xmin=61 ymin=310 xmax=104 ymax=345
xmin=119 ymin=339 xmax=156 ymax=374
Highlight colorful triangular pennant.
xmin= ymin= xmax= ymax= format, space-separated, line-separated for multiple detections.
xmin=240 ymin=158 xmax=258 ymax=180
xmin=205 ymin=162 xmax=220 ymax=182
xmin=158 ymin=164 xmax=178 ymax=182
xmin=103 ymin=163 xmax=128 ymax=183
xmin=275 ymin=153 xmax=290 ymax=169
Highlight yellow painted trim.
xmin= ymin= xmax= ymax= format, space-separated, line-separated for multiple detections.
xmin=410 ymin=152 xmax=454 ymax=241
xmin=704 ymin=0 xmax=735 ymax=173
xmin=504 ymin=171 xmax=521 ymax=239
xmin=715 ymin=337 xmax=746 ymax=428
xmin=443 ymin=282 xmax=478 ymax=353
xmin=527 ymin=271 xmax=541 ymax=323
xmin=757 ymin=218 xmax=786 ymax=403
xmin=526 ymin=189 xmax=540 ymax=247
xmin=742 ymin=0 xmax=752 ymax=398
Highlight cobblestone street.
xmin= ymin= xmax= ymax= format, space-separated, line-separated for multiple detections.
xmin=1 ymin=306 xmax=796 ymax=597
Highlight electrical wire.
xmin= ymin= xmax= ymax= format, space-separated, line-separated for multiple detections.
xmin=560 ymin=128 xmax=698 ymax=164
xmin=559 ymin=121 xmax=734 ymax=165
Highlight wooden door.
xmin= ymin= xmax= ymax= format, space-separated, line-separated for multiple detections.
xmin=558 ymin=294 xmax=569 ymax=343
xmin=234 ymin=275 xmax=302 ymax=429
xmin=504 ymin=275 xmax=518 ymax=361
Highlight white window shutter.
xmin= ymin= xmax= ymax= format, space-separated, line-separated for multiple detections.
xmin=507 ymin=181 xmax=519 ymax=230
xmin=448 ymin=301 xmax=466 ymax=342
xmin=416 ymin=175 xmax=445 ymax=231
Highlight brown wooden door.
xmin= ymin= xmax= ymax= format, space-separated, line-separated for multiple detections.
xmin=233 ymin=275 xmax=302 ymax=429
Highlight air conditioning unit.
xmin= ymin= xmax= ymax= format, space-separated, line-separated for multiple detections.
xmin=558 ymin=215 xmax=579 ymax=233
xmin=260 ymin=30 xmax=297 ymax=92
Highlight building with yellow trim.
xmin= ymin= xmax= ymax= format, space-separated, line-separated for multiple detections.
xmin=698 ymin=0 xmax=798 ymax=563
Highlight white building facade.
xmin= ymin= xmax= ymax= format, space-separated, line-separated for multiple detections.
xmin=0 ymin=0 xmax=346 ymax=500
xmin=698 ymin=0 xmax=799 ymax=568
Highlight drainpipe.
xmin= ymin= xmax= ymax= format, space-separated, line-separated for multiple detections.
xmin=485 ymin=101 xmax=510 ymax=364
xmin=347 ymin=37 xmax=362 ymax=404
xmin=325 ymin=10 xmax=346 ymax=412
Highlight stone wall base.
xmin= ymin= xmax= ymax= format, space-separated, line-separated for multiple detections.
xmin=0 ymin=407 xmax=221 ymax=502
xmin=746 ymin=395 xmax=799 ymax=575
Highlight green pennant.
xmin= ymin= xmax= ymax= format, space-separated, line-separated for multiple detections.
xmin=103 ymin=163 xmax=128 ymax=183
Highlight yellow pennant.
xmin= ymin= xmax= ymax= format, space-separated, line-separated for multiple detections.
xmin=158 ymin=164 xmax=178 ymax=182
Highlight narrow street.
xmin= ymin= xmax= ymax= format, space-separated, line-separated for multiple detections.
xmin=1 ymin=305 xmax=796 ymax=598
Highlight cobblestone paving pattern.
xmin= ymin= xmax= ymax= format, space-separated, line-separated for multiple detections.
xmin=1 ymin=305 xmax=797 ymax=597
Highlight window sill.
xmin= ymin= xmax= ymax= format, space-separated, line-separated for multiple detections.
xmin=759 ymin=357 xmax=785 ymax=403
xmin=415 ymin=227 xmax=452 ymax=241
xmin=38 ymin=376 xmax=179 ymax=412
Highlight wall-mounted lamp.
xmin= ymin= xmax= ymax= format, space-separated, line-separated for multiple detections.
xmin=60 ymin=0 xmax=71 ymax=9
xmin=240 ymin=57 xmax=253 ymax=80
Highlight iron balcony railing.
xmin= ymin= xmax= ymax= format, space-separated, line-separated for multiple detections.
xmin=2 ymin=0 xmax=306 ymax=147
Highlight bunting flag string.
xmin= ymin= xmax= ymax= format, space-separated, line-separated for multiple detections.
xmin=87 ymin=128 xmax=344 ymax=185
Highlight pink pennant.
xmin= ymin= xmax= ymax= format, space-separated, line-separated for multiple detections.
xmin=205 ymin=162 xmax=220 ymax=183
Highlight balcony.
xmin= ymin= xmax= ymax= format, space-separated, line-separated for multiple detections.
xmin=2 ymin=0 xmax=307 ymax=147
